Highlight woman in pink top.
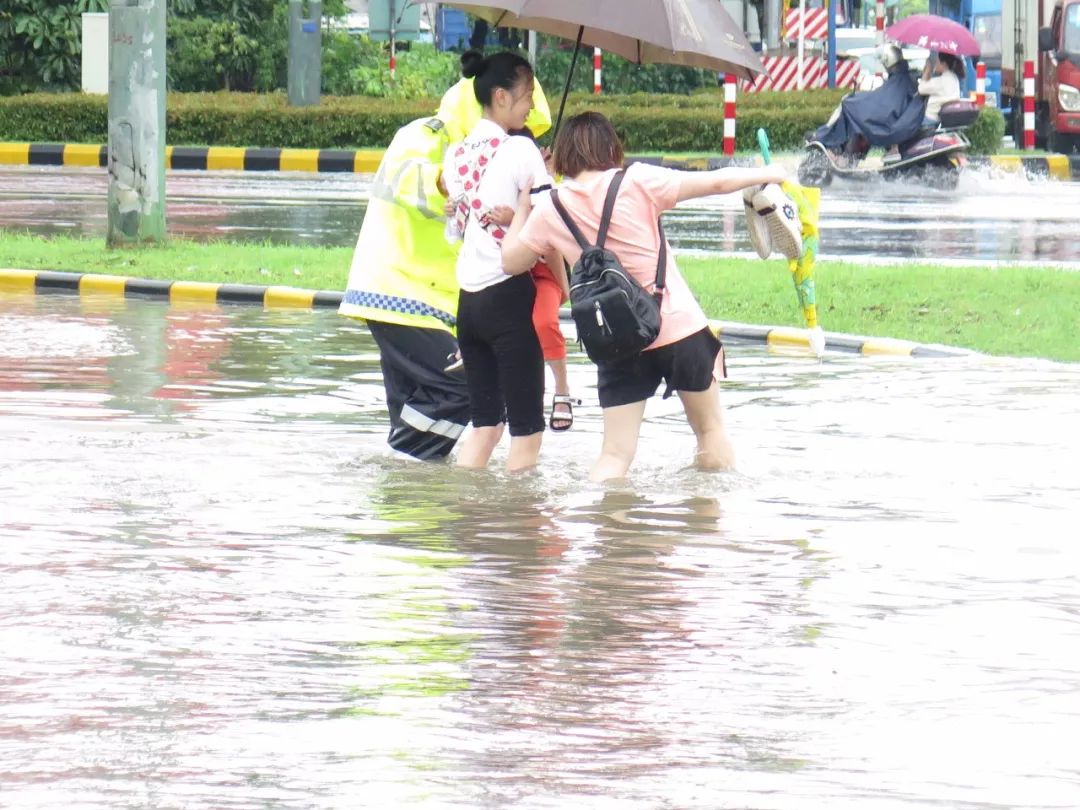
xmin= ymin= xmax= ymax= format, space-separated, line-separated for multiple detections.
xmin=501 ymin=112 xmax=786 ymax=481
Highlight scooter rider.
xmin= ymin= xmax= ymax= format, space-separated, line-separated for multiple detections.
xmin=811 ymin=43 xmax=925 ymax=165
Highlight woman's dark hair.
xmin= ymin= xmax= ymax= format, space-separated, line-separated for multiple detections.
xmin=938 ymin=52 xmax=965 ymax=80
xmin=552 ymin=112 xmax=625 ymax=177
xmin=461 ymin=50 xmax=533 ymax=107
xmin=459 ymin=49 xmax=483 ymax=77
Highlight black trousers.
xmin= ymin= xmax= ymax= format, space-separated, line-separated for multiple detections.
xmin=368 ymin=321 xmax=471 ymax=460
xmin=456 ymin=273 xmax=545 ymax=437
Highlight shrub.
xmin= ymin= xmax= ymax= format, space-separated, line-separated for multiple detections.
xmin=0 ymin=89 xmax=844 ymax=152
xmin=0 ymin=0 xmax=108 ymax=94
xmin=967 ymin=106 xmax=1005 ymax=155
xmin=322 ymin=35 xmax=459 ymax=99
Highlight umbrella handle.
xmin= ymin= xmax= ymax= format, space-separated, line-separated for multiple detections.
xmin=756 ymin=128 xmax=772 ymax=165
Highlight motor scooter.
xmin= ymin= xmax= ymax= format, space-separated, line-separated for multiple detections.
xmin=797 ymin=99 xmax=980 ymax=191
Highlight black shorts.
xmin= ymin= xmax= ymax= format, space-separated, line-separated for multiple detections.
xmin=596 ymin=327 xmax=723 ymax=409
xmin=368 ymin=321 xmax=471 ymax=460
xmin=456 ymin=272 xmax=545 ymax=436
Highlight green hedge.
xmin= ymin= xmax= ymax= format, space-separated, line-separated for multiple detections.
xmin=0 ymin=89 xmax=1003 ymax=154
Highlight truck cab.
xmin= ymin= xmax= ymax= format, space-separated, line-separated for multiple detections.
xmin=1038 ymin=0 xmax=1080 ymax=150
xmin=1002 ymin=0 xmax=1080 ymax=151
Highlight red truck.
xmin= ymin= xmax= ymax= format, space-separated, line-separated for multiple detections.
xmin=1002 ymin=0 xmax=1080 ymax=151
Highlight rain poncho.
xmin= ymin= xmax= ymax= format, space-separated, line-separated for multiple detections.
xmin=437 ymin=76 xmax=553 ymax=143
xmin=813 ymin=61 xmax=927 ymax=150
xmin=339 ymin=117 xmax=460 ymax=332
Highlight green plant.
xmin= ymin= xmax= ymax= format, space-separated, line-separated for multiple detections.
xmin=167 ymin=18 xmax=260 ymax=91
xmin=0 ymin=89 xmax=844 ymax=151
xmin=0 ymin=0 xmax=108 ymax=94
xmin=322 ymin=35 xmax=459 ymax=100
xmin=966 ymin=105 xmax=1005 ymax=155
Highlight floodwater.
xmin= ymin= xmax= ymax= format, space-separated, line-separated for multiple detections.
xmin=3 ymin=164 xmax=1080 ymax=263
xmin=2 ymin=294 xmax=1079 ymax=809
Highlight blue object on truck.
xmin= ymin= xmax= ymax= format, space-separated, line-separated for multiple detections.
xmin=437 ymin=7 xmax=471 ymax=51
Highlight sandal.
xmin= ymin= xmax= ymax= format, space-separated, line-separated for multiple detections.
xmin=549 ymin=394 xmax=578 ymax=432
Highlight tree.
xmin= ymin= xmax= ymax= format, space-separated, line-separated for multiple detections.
xmin=0 ymin=0 xmax=107 ymax=94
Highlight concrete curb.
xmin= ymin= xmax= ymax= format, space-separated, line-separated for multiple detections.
xmin=3 ymin=141 xmax=1076 ymax=180
xmin=0 ymin=268 xmax=342 ymax=309
xmin=1 ymin=267 xmax=977 ymax=359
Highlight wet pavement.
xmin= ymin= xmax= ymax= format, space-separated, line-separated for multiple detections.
xmin=3 ymin=164 xmax=1080 ymax=264
xmin=2 ymin=294 xmax=1080 ymax=809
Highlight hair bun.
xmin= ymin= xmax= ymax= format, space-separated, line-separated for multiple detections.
xmin=460 ymin=49 xmax=486 ymax=79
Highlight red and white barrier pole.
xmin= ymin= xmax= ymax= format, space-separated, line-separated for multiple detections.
xmin=723 ymin=74 xmax=736 ymax=156
xmin=593 ymin=48 xmax=602 ymax=95
xmin=975 ymin=61 xmax=986 ymax=107
xmin=390 ymin=49 xmax=397 ymax=81
xmin=1023 ymin=59 xmax=1036 ymax=150
xmin=876 ymin=0 xmax=885 ymax=44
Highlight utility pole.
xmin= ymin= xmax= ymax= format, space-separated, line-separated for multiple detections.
xmin=106 ymin=0 xmax=166 ymax=247
xmin=288 ymin=0 xmax=322 ymax=105
xmin=766 ymin=0 xmax=781 ymax=50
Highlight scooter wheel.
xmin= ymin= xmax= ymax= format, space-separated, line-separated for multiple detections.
xmin=797 ymin=148 xmax=833 ymax=188
xmin=927 ymin=157 xmax=961 ymax=191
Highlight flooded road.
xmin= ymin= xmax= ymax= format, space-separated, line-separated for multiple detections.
xmin=3 ymin=164 xmax=1080 ymax=264
xmin=2 ymin=293 xmax=1080 ymax=808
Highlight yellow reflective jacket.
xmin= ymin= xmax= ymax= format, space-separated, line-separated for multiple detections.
xmin=436 ymin=76 xmax=552 ymax=143
xmin=339 ymin=117 xmax=460 ymax=332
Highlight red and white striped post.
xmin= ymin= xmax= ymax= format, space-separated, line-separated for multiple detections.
xmin=1023 ymin=59 xmax=1036 ymax=150
xmin=876 ymin=0 xmax=885 ymax=44
xmin=723 ymin=74 xmax=736 ymax=156
xmin=390 ymin=48 xmax=397 ymax=81
xmin=593 ymin=48 xmax=602 ymax=94
xmin=974 ymin=61 xmax=986 ymax=107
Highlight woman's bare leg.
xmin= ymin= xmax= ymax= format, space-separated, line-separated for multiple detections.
xmin=677 ymin=383 xmax=735 ymax=470
xmin=455 ymin=424 xmax=504 ymax=469
xmin=589 ymin=401 xmax=647 ymax=482
xmin=506 ymin=431 xmax=543 ymax=472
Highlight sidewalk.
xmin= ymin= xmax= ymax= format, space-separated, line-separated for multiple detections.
xmin=0 ymin=267 xmax=978 ymax=359
xmin=2 ymin=141 xmax=1077 ymax=181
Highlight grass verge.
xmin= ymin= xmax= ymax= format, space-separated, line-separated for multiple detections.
xmin=2 ymin=230 xmax=1078 ymax=362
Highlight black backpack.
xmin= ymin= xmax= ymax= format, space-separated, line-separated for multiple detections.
xmin=550 ymin=170 xmax=667 ymax=365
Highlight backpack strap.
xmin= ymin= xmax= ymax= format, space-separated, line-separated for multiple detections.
xmin=594 ymin=169 xmax=626 ymax=249
xmin=550 ymin=190 xmax=589 ymax=250
xmin=654 ymin=220 xmax=667 ymax=299
xmin=550 ymin=169 xmax=626 ymax=251
xmin=551 ymin=168 xmax=666 ymax=299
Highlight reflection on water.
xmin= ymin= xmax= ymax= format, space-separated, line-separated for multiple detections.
xmin=2 ymin=295 xmax=1079 ymax=809
xmin=5 ymin=165 xmax=1080 ymax=262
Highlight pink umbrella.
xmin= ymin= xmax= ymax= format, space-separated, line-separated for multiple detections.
xmin=886 ymin=14 xmax=981 ymax=57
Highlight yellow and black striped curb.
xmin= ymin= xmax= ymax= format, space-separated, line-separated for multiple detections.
xmin=0 ymin=142 xmax=386 ymax=174
xmin=708 ymin=320 xmax=975 ymax=358
xmin=1 ymin=267 xmax=975 ymax=358
xmin=0 ymin=141 xmax=749 ymax=173
xmin=1 ymin=141 xmax=1078 ymax=179
xmin=0 ymin=267 xmax=341 ymax=309
xmin=967 ymin=153 xmax=1079 ymax=181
